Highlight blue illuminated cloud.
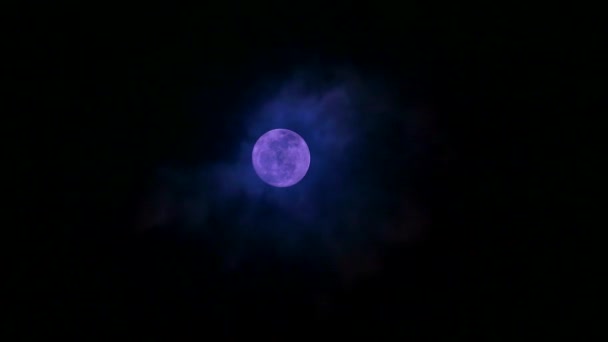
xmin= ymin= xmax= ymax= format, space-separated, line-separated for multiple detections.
xmin=140 ymin=66 xmax=429 ymax=277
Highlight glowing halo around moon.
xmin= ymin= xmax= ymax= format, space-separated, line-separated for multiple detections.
xmin=252 ymin=129 xmax=311 ymax=187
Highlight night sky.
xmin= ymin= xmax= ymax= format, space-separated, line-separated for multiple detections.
xmin=11 ymin=2 xmax=576 ymax=339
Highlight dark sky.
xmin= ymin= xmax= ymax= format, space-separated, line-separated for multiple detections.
xmin=11 ymin=2 xmax=577 ymax=339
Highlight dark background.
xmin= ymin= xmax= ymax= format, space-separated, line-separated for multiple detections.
xmin=10 ymin=2 xmax=579 ymax=339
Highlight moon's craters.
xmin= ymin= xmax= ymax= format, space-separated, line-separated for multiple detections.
xmin=252 ymin=129 xmax=310 ymax=187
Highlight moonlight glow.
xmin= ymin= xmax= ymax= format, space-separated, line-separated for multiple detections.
xmin=252 ymin=129 xmax=310 ymax=187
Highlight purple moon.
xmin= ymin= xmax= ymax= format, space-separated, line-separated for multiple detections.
xmin=252 ymin=129 xmax=311 ymax=187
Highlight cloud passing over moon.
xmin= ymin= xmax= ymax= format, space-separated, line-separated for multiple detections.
xmin=140 ymin=67 xmax=433 ymax=280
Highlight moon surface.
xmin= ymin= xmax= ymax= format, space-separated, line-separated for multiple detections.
xmin=252 ymin=129 xmax=311 ymax=187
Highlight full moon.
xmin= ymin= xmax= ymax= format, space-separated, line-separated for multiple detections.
xmin=252 ymin=129 xmax=311 ymax=187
